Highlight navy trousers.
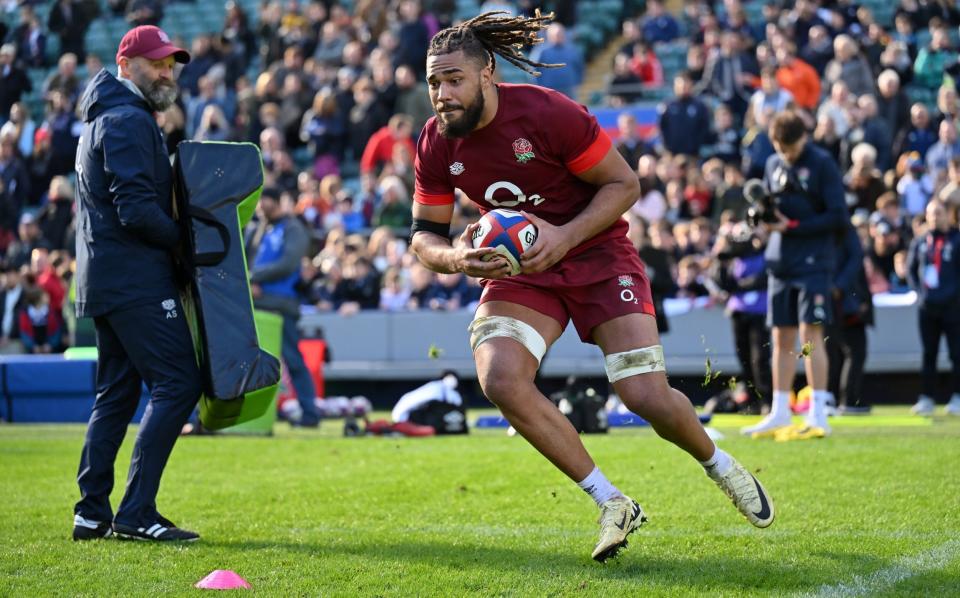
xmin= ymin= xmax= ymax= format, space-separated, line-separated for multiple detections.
xmin=280 ymin=313 xmax=320 ymax=425
xmin=74 ymin=295 xmax=201 ymax=527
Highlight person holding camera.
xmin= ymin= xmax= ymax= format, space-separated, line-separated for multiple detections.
xmin=741 ymin=111 xmax=848 ymax=440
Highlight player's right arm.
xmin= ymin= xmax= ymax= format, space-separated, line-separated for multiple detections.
xmin=411 ymin=121 xmax=510 ymax=279
xmin=410 ymin=201 xmax=511 ymax=278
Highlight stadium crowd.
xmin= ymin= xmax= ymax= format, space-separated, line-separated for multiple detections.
xmin=0 ymin=0 xmax=957 ymax=367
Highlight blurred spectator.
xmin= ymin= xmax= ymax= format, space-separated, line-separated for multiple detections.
xmin=746 ymin=67 xmax=794 ymax=129
xmin=898 ymin=151 xmax=936 ymax=216
xmin=818 ymin=81 xmax=854 ymax=139
xmin=5 ymin=212 xmax=48 ymax=270
xmin=696 ymin=30 xmax=758 ymax=121
xmin=935 ymin=84 xmax=960 ymax=124
xmin=18 ymin=282 xmax=62 ymax=354
xmin=704 ymin=104 xmax=742 ymax=165
xmin=892 ymin=13 xmax=918 ymax=58
xmin=824 ymin=35 xmax=876 ymax=98
xmin=348 ymin=77 xmax=389 ymax=161
xmin=223 ymin=1 xmax=255 ymax=66
xmin=323 ymin=196 xmax=365 ymax=234
xmin=937 ymin=156 xmax=960 ymax=209
xmin=926 ymin=119 xmax=960 ymax=185
xmin=37 ymin=176 xmax=74 ymax=252
xmin=373 ymin=175 xmax=412 ymax=229
xmin=407 ymin=261 xmax=442 ymax=309
xmin=907 ymin=200 xmax=960 ymax=416
xmin=914 ymin=27 xmax=956 ymax=91
xmin=631 ymin=217 xmax=674 ymax=332
xmin=157 ymin=103 xmax=186 ymax=157
xmin=379 ymin=265 xmax=411 ymax=312
xmin=889 ymin=249 xmax=911 ymax=293
xmin=394 ymin=0 xmax=430 ymax=77
xmin=333 ymin=255 xmax=381 ymax=315
xmin=300 ymin=88 xmax=347 ymax=171
xmin=880 ymin=40 xmax=915 ymax=86
xmin=194 ymin=105 xmax=231 ymax=142
xmin=0 ymin=102 xmax=36 ymax=158
xmin=877 ymin=70 xmax=911 ymax=140
xmin=126 ymin=0 xmax=163 ymax=27
xmin=0 ymin=265 xmax=23 ymax=354
xmin=845 ymin=143 xmax=886 ymax=214
xmin=627 ymin=42 xmax=663 ymax=88
xmin=43 ymin=53 xmax=81 ymax=108
xmin=0 ymin=44 xmax=31 ymax=122
xmin=641 ymin=0 xmax=680 ymax=44
xmin=607 ymin=53 xmax=644 ymax=106
xmin=529 ymin=23 xmax=584 ymax=99
xmin=853 ymin=94 xmax=893 ymax=172
xmin=33 ymin=249 xmax=65 ymax=314
xmin=826 ymin=224 xmax=874 ymax=414
xmin=742 ymin=106 xmax=775 ymax=179
xmin=658 ymin=72 xmax=712 ymax=157
xmin=0 ymin=130 xmax=29 ymax=240
xmin=9 ymin=5 xmax=46 ymax=68
xmin=360 ymin=114 xmax=415 ymax=176
xmin=868 ymin=218 xmax=905 ymax=280
xmin=79 ymin=53 xmax=103 ymax=96
xmin=428 ymin=271 xmax=479 ymax=311
xmin=894 ymin=103 xmax=937 ymax=160
xmin=248 ymin=187 xmax=321 ymax=426
xmin=179 ymin=35 xmax=218 ymax=98
xmin=711 ymin=163 xmax=749 ymax=222
xmin=675 ymin=255 xmax=709 ymax=298
xmin=394 ymin=64 xmax=433 ymax=132
xmin=774 ymin=44 xmax=821 ymax=112
xmin=44 ymin=90 xmax=81 ymax=177
xmin=711 ymin=222 xmax=770 ymax=408
xmin=186 ymin=75 xmax=225 ymax=139
xmin=47 ymin=0 xmax=94 ymax=63
xmin=615 ymin=112 xmax=654 ymax=171
xmin=800 ymin=25 xmax=834 ymax=76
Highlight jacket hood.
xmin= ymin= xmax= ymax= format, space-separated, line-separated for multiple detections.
xmin=78 ymin=69 xmax=153 ymax=122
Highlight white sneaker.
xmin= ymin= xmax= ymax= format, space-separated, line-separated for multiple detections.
xmin=708 ymin=459 xmax=775 ymax=528
xmin=591 ymin=496 xmax=646 ymax=563
xmin=740 ymin=413 xmax=792 ymax=438
xmin=945 ymin=394 xmax=960 ymax=416
xmin=911 ymin=395 xmax=936 ymax=416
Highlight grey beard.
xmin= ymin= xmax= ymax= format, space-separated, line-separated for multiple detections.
xmin=144 ymin=80 xmax=178 ymax=111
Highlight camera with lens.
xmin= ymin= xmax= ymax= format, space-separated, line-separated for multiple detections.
xmin=743 ymin=178 xmax=779 ymax=227
xmin=744 ymin=164 xmax=810 ymax=228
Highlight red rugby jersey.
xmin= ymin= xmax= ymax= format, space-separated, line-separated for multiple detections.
xmin=414 ymin=83 xmax=627 ymax=255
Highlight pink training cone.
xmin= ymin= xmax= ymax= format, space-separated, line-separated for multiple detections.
xmin=195 ymin=570 xmax=251 ymax=590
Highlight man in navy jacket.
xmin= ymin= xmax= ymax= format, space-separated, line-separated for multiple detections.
xmin=907 ymin=200 xmax=960 ymax=416
xmin=72 ymin=26 xmax=201 ymax=542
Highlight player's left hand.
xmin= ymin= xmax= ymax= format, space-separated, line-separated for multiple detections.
xmin=764 ymin=210 xmax=791 ymax=234
xmin=519 ymin=211 xmax=573 ymax=274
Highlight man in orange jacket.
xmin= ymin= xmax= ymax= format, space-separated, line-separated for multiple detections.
xmin=775 ymin=44 xmax=821 ymax=113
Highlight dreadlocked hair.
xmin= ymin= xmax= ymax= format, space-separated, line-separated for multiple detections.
xmin=427 ymin=10 xmax=564 ymax=77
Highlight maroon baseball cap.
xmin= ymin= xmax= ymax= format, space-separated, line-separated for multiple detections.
xmin=116 ymin=25 xmax=190 ymax=65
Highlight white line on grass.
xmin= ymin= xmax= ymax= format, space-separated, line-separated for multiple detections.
xmin=799 ymin=539 xmax=960 ymax=598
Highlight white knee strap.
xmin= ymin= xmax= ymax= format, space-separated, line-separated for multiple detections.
xmin=604 ymin=345 xmax=666 ymax=383
xmin=468 ymin=315 xmax=547 ymax=365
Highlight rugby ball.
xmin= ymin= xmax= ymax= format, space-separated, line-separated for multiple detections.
xmin=471 ymin=209 xmax=538 ymax=276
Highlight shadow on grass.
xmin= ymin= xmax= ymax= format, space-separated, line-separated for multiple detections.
xmin=204 ymin=537 xmax=887 ymax=592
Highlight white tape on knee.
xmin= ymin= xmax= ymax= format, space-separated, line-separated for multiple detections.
xmin=468 ymin=315 xmax=547 ymax=365
xmin=604 ymin=345 xmax=666 ymax=383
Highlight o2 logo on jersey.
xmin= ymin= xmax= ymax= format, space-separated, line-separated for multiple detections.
xmin=483 ymin=181 xmax=547 ymax=208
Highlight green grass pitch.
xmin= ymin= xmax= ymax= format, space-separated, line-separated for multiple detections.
xmin=2 ymin=407 xmax=959 ymax=596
